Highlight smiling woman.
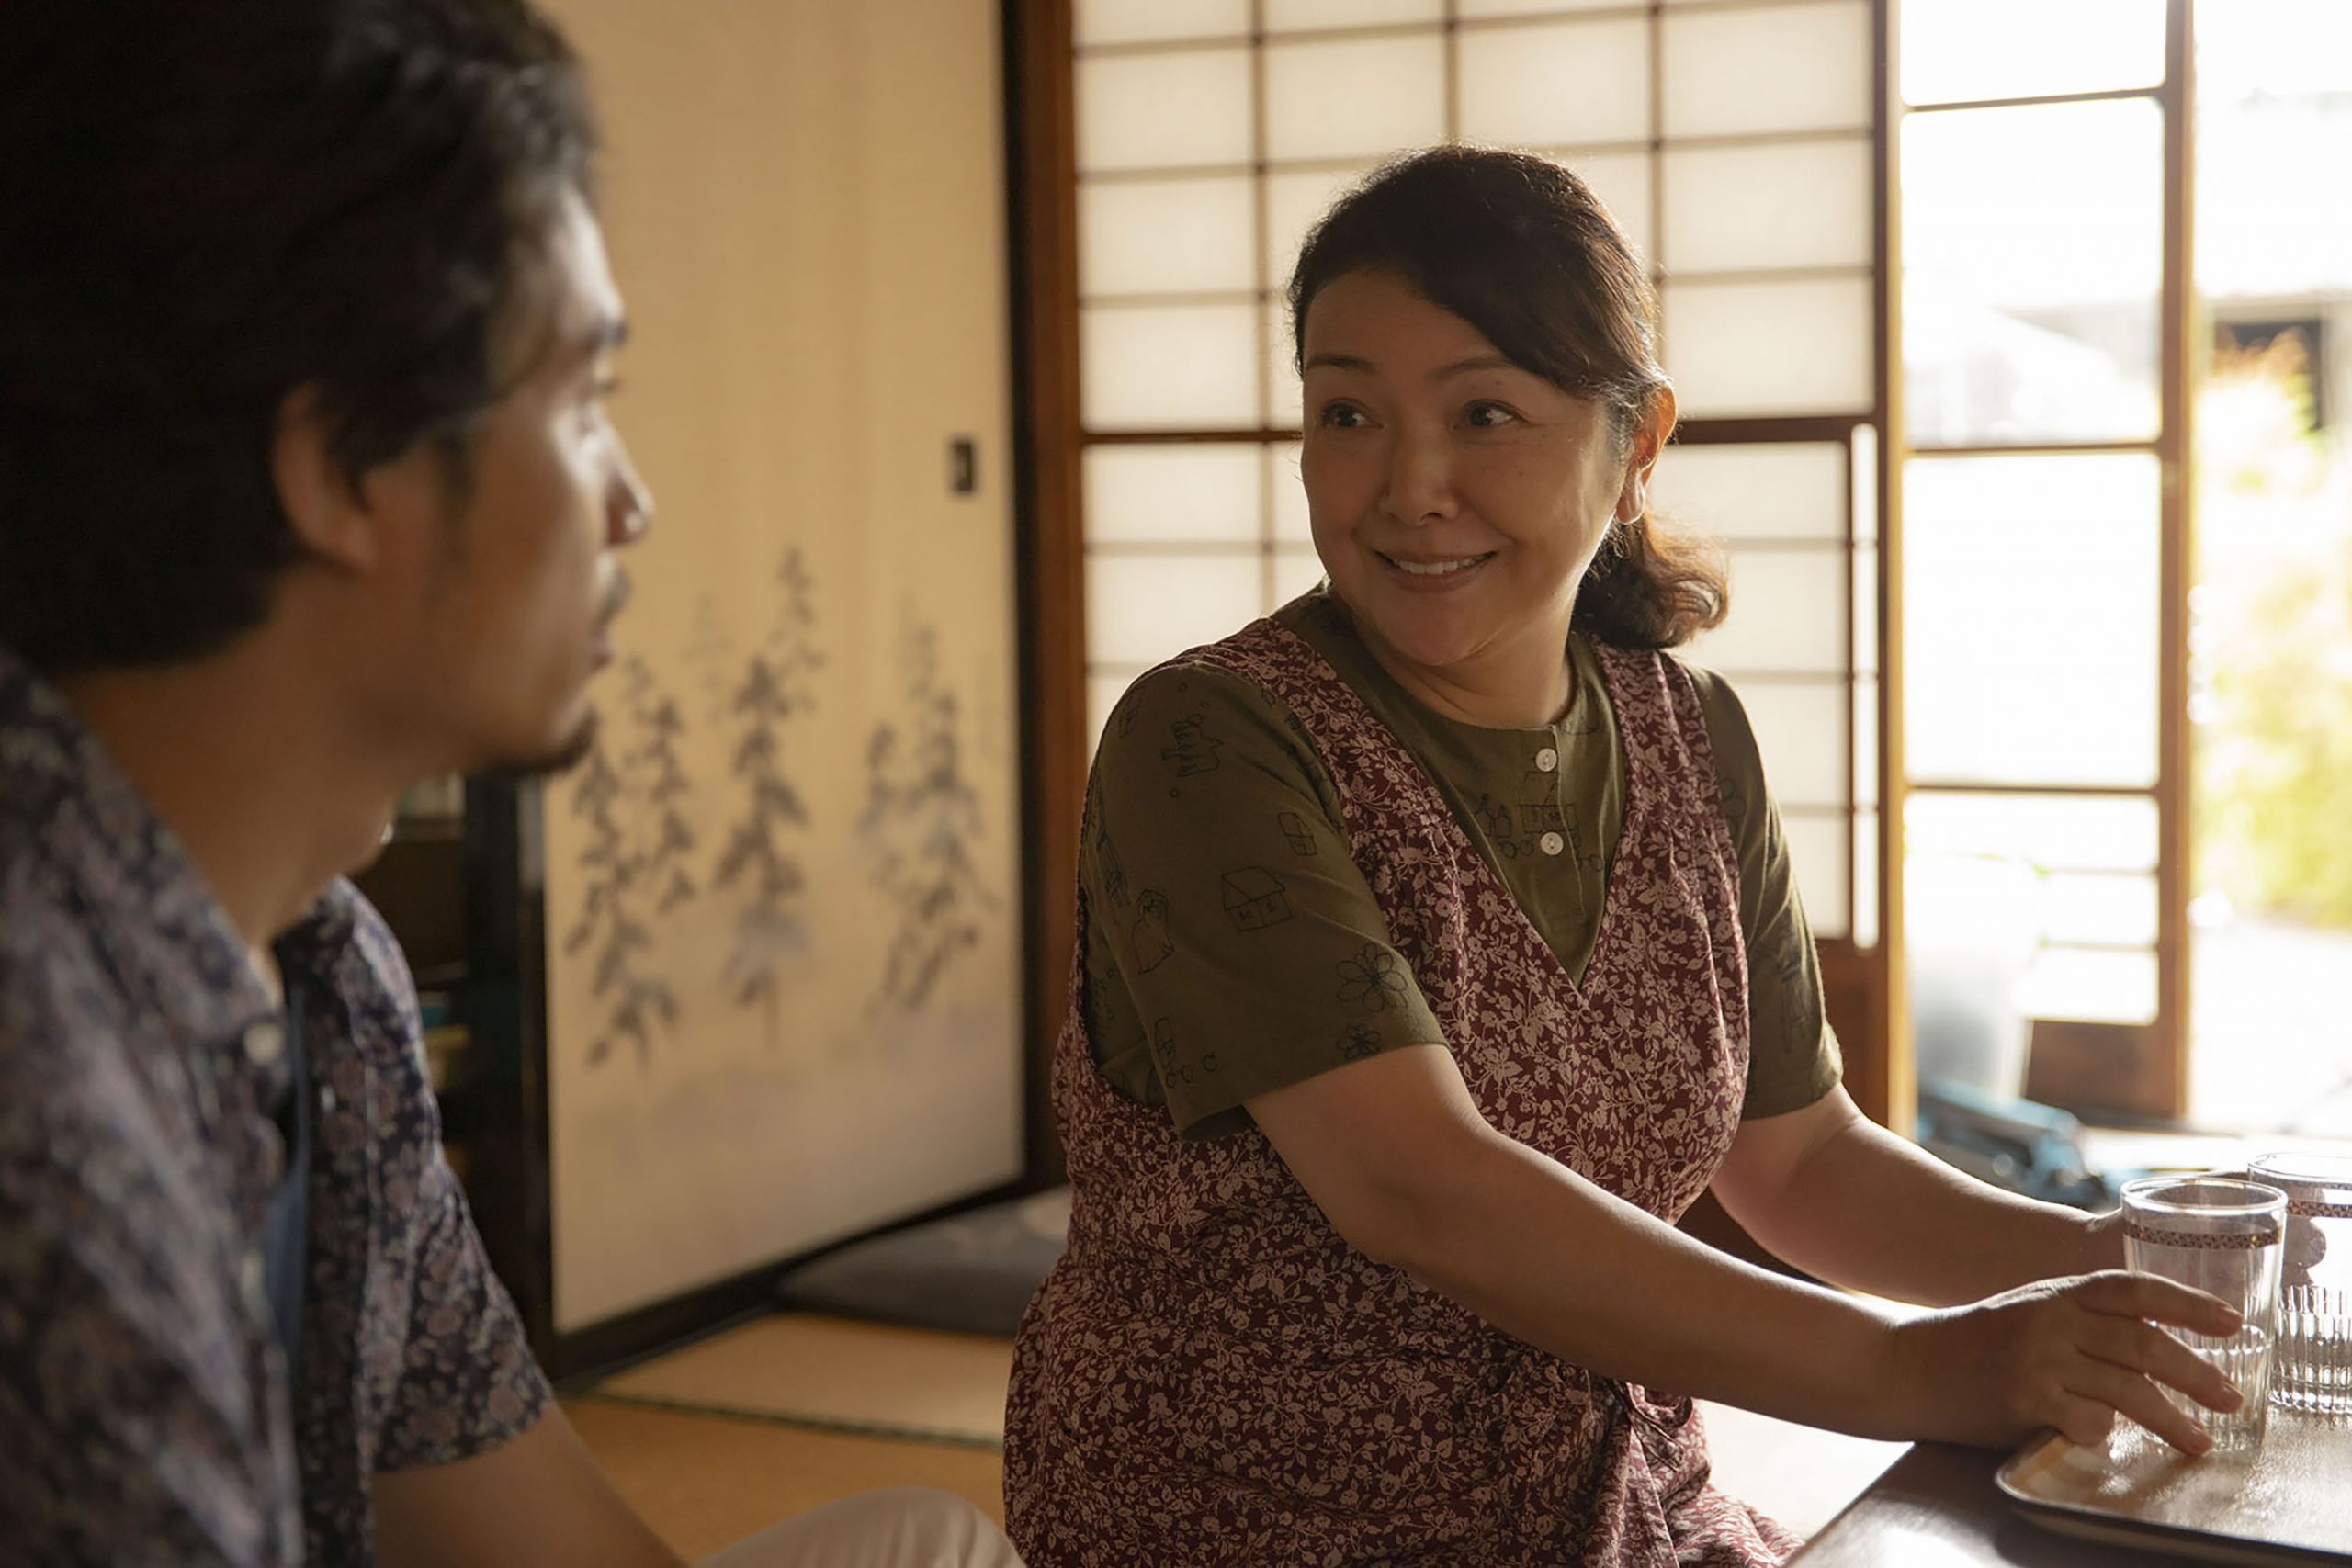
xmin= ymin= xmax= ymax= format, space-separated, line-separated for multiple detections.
xmin=1004 ymin=146 xmax=2241 ymax=1568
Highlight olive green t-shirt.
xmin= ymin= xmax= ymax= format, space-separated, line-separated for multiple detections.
xmin=1081 ymin=589 xmax=1841 ymax=1140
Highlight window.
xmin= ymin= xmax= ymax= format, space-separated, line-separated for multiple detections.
xmin=1066 ymin=0 xmax=1887 ymax=953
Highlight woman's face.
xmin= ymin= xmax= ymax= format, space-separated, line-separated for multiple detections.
xmin=1299 ymin=269 xmax=1654 ymax=713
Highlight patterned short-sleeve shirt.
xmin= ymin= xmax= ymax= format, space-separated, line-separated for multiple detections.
xmin=0 ymin=645 xmax=552 ymax=1565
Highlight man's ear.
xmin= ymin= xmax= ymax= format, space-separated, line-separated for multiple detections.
xmin=270 ymin=387 xmax=380 ymax=573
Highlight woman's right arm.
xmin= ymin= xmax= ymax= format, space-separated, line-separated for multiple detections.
xmin=1248 ymin=1043 xmax=2246 ymax=1455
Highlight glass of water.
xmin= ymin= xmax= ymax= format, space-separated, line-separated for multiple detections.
xmin=2120 ymin=1176 xmax=2287 ymax=1454
xmin=2249 ymin=1152 xmax=2352 ymax=1416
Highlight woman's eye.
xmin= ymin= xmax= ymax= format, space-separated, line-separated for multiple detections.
xmin=1317 ymin=401 xmax=1369 ymax=430
xmin=1464 ymin=401 xmax=1519 ymax=428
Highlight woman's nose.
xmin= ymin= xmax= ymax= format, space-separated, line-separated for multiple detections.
xmin=1378 ymin=428 xmax=1457 ymax=527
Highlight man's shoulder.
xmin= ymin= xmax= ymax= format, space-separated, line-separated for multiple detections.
xmin=0 ymin=836 xmax=122 ymax=1070
xmin=0 ymin=854 xmax=193 ymax=1217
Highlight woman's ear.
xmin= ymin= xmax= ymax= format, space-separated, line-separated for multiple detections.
xmin=1616 ymin=384 xmax=1679 ymax=523
xmin=269 ymin=386 xmax=380 ymax=573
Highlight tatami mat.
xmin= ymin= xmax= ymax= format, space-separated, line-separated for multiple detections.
xmin=594 ymin=1313 xmax=1013 ymax=1448
xmin=566 ymin=1396 xmax=1006 ymax=1561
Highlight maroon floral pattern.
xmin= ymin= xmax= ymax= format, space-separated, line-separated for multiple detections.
xmin=1007 ymin=621 xmax=1794 ymax=1566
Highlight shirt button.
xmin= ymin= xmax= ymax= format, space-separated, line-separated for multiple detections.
xmin=319 ymin=1086 xmax=337 ymax=1114
xmin=241 ymin=1250 xmax=266 ymax=1305
xmin=1540 ymin=831 xmax=1566 ymax=857
xmin=1535 ymin=747 xmax=1559 ymax=773
xmin=243 ymin=1020 xmax=286 ymax=1067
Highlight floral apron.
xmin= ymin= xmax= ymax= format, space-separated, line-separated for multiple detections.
xmin=1005 ymin=620 xmax=1797 ymax=1566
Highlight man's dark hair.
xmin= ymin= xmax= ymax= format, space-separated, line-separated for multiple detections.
xmin=0 ymin=0 xmax=598 ymax=674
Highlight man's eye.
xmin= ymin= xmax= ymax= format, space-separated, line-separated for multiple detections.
xmin=1464 ymin=401 xmax=1518 ymax=428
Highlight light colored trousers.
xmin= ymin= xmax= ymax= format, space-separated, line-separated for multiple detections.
xmin=695 ymin=1487 xmax=1024 ymax=1568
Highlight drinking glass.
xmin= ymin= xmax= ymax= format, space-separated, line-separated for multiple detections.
xmin=2120 ymin=1176 xmax=2286 ymax=1454
xmin=2249 ymin=1152 xmax=2352 ymax=1416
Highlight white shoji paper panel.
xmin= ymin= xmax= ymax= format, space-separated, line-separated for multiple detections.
xmin=1457 ymin=17 xmax=1651 ymax=147
xmin=1687 ymin=547 xmax=1849 ymax=674
xmin=1651 ymin=441 xmax=1849 ymax=540
xmin=1083 ymin=445 xmax=1263 ymax=546
xmin=1663 ymin=138 xmax=1873 ymax=275
xmin=1078 ymin=50 xmax=1254 ymax=173
xmin=1269 ymin=442 xmax=1313 ymax=543
xmin=1265 ymin=164 xmax=1380 ymax=289
xmin=1264 ymin=34 xmax=1448 ymax=161
xmin=1076 ymin=0 xmax=1250 ymax=48
xmin=1264 ymin=296 xmax=1304 ymax=429
xmin=1272 ymin=546 xmax=1329 ymax=604
xmin=1735 ymin=679 xmax=1849 ymax=812
xmin=1854 ymin=805 xmax=1881 ymax=947
xmin=1663 ymin=276 xmax=1876 ymax=417
xmin=1462 ymin=0 xmax=1628 ymax=14
xmin=1662 ymin=2 xmax=1873 ymax=139
xmin=1087 ymin=551 xmax=1267 ymax=666
xmin=1081 ymin=176 xmax=1258 ymax=297
xmin=1265 ymin=0 xmax=1444 ymax=29
xmin=1082 ymin=302 xmax=1261 ymax=429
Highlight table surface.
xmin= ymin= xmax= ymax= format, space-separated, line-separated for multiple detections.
xmin=1786 ymin=1440 xmax=2332 ymax=1566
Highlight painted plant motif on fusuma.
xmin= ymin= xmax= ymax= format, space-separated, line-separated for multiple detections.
xmin=862 ymin=615 xmax=993 ymax=1013
xmin=708 ymin=549 xmax=825 ymax=1048
xmin=564 ymin=654 xmax=696 ymax=1066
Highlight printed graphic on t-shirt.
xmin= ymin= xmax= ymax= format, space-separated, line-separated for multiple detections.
xmin=1222 ymin=868 xmax=1294 ymax=931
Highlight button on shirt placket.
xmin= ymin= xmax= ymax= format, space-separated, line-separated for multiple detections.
xmin=1536 ymin=742 xmax=1565 ymax=855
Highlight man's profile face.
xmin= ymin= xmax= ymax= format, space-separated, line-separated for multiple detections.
xmin=371 ymin=187 xmax=651 ymax=782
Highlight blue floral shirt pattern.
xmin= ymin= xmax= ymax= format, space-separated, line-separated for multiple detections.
xmin=0 ymin=646 xmax=552 ymax=1564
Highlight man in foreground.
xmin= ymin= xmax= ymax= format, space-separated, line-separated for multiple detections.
xmin=0 ymin=2 xmax=1019 ymax=1562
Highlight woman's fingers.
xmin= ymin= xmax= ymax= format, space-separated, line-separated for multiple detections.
xmin=2067 ymin=1269 xmax=2244 ymax=1337
xmin=2075 ymin=1313 xmax=2245 ymax=1415
xmin=2045 ymin=1390 xmax=2120 ymax=1451
xmin=2063 ymin=1355 xmax=2214 ymax=1456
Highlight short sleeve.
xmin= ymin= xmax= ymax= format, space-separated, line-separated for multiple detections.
xmin=1684 ymin=666 xmax=1845 ymax=1119
xmin=1081 ymin=662 xmax=1447 ymax=1139
xmin=372 ymin=1145 xmax=555 ymax=1470
xmin=341 ymin=903 xmax=554 ymax=1472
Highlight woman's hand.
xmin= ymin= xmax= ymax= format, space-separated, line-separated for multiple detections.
xmin=1884 ymin=1271 xmax=2247 ymax=1455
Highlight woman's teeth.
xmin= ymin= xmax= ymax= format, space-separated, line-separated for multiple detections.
xmin=1386 ymin=553 xmax=1494 ymax=577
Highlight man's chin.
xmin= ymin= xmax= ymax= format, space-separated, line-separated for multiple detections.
xmin=474 ymin=709 xmax=603 ymax=784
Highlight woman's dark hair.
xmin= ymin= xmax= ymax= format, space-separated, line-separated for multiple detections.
xmin=0 ymin=0 xmax=598 ymax=674
xmin=1287 ymin=145 xmax=1728 ymax=649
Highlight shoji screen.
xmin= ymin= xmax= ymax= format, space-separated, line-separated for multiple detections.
xmin=1070 ymin=0 xmax=1885 ymax=948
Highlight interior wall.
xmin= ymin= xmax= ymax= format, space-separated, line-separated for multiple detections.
xmin=534 ymin=0 xmax=1023 ymax=1332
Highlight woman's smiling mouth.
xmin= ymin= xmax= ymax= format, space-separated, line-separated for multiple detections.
xmin=1378 ymin=549 xmax=1497 ymax=584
